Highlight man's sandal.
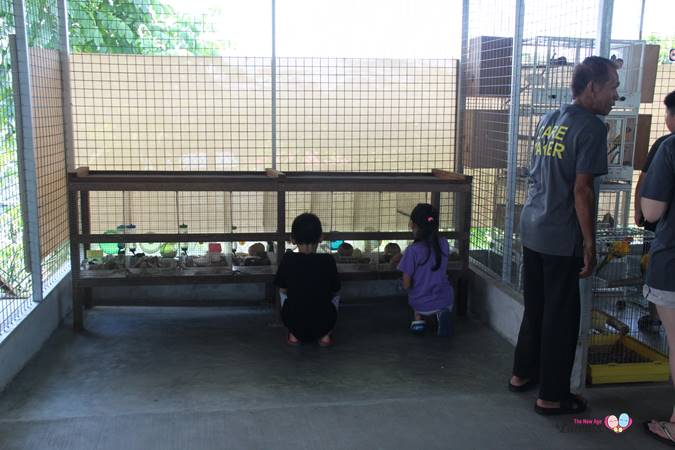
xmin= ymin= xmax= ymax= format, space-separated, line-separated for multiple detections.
xmin=534 ymin=394 xmax=587 ymax=416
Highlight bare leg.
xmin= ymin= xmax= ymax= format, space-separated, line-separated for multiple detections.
xmin=647 ymin=303 xmax=675 ymax=440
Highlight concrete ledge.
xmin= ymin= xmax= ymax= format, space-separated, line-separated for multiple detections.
xmin=468 ymin=266 xmax=523 ymax=346
xmin=0 ymin=274 xmax=72 ymax=392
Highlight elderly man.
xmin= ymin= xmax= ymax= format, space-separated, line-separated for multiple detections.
xmin=509 ymin=56 xmax=619 ymax=415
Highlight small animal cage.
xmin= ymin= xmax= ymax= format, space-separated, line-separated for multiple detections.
xmin=587 ymin=227 xmax=669 ymax=384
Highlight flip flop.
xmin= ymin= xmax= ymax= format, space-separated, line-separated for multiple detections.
xmin=644 ymin=420 xmax=675 ymax=447
xmin=287 ymin=333 xmax=300 ymax=346
xmin=508 ymin=378 xmax=538 ymax=393
xmin=318 ymin=336 xmax=333 ymax=347
xmin=534 ymin=394 xmax=587 ymax=416
xmin=410 ymin=320 xmax=426 ymax=335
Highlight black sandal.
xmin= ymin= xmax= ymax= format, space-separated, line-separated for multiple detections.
xmin=508 ymin=378 xmax=538 ymax=393
xmin=534 ymin=394 xmax=587 ymax=416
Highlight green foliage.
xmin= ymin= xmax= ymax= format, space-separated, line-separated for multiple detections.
xmin=68 ymin=0 xmax=222 ymax=55
xmin=645 ymin=34 xmax=675 ymax=64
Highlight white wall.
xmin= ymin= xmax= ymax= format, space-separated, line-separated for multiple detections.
xmin=0 ymin=275 xmax=72 ymax=392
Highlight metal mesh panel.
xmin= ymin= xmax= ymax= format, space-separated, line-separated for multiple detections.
xmin=276 ymin=58 xmax=457 ymax=172
xmin=70 ymin=54 xmax=273 ymax=171
xmin=67 ymin=1 xmax=460 ymax=245
xmin=284 ymin=190 xmax=444 ymax=264
xmin=87 ymin=189 xmax=277 ymax=256
xmin=284 ymin=191 xmax=429 ymax=234
xmin=0 ymin=0 xmax=32 ymax=337
xmin=26 ymin=0 xmax=69 ymax=296
xmin=589 ymin=228 xmax=666 ymax=366
xmin=462 ymin=0 xmax=516 ymax=277
xmin=29 ymin=47 xmax=69 ymax=295
xmin=511 ymin=1 xmax=599 ymax=287
xmin=630 ymin=61 xmax=675 ymax=223
xmin=613 ymin=2 xmax=675 ymax=371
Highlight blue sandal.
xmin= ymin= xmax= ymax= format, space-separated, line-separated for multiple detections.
xmin=410 ymin=320 xmax=426 ymax=335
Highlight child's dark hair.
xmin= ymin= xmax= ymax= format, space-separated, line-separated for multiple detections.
xmin=410 ymin=203 xmax=443 ymax=271
xmin=665 ymin=90 xmax=675 ymax=116
xmin=291 ymin=213 xmax=322 ymax=245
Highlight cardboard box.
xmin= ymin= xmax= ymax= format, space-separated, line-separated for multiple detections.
xmin=466 ymin=36 xmax=513 ymax=97
xmin=463 ymin=109 xmax=509 ymax=168
xmin=641 ymin=45 xmax=660 ymax=103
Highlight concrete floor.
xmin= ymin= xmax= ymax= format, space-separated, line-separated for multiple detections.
xmin=0 ymin=297 xmax=672 ymax=450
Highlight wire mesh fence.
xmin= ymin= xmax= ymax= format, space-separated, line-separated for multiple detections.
xmin=276 ymin=58 xmax=456 ymax=172
xmin=0 ymin=0 xmax=33 ymax=337
xmin=0 ymin=0 xmax=671 ymax=342
xmin=70 ymin=54 xmax=273 ymax=171
xmin=514 ymin=0 xmax=599 ymax=287
xmin=588 ymin=228 xmax=666 ymax=369
xmin=21 ymin=0 xmax=69 ymax=297
xmin=461 ymin=0 xmax=515 ymax=278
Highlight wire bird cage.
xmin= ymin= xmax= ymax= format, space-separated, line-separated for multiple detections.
xmin=587 ymin=227 xmax=669 ymax=384
xmin=521 ymin=36 xmax=595 ymax=112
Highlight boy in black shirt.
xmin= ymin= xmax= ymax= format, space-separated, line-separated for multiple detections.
xmin=274 ymin=213 xmax=341 ymax=346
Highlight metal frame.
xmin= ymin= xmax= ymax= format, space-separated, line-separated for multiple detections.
xmin=572 ymin=0 xmax=615 ymax=394
xmin=455 ymin=0 xmax=469 ymax=175
xmin=12 ymin=0 xmax=43 ymax=303
xmin=58 ymin=0 xmax=74 ymax=172
xmin=501 ymin=0 xmax=525 ymax=284
xmin=595 ymin=0 xmax=614 ymax=57
xmin=271 ymin=0 xmax=277 ymax=169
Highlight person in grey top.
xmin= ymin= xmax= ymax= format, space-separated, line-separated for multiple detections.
xmin=509 ymin=56 xmax=618 ymax=416
xmin=634 ymin=90 xmax=675 ymax=229
xmin=641 ymin=135 xmax=675 ymax=445
xmin=632 ymin=90 xmax=675 ymax=333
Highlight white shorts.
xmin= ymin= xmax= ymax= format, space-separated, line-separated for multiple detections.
xmin=644 ymin=285 xmax=675 ymax=308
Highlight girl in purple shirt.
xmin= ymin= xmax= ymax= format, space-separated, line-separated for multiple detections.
xmin=397 ymin=203 xmax=454 ymax=336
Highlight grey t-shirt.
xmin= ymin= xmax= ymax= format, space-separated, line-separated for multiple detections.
xmin=520 ymin=104 xmax=608 ymax=256
xmin=641 ymin=135 xmax=675 ymax=291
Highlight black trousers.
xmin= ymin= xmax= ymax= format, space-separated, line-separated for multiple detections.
xmin=513 ymin=246 xmax=583 ymax=402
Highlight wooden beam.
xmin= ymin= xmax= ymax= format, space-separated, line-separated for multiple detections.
xmin=431 ymin=168 xmax=466 ymax=181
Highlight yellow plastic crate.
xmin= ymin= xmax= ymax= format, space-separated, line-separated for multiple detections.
xmin=587 ymin=334 xmax=670 ymax=384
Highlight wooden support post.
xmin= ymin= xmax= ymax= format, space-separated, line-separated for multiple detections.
xmin=80 ymin=191 xmax=93 ymax=309
xmin=68 ymin=190 xmax=84 ymax=330
xmin=455 ymin=185 xmax=472 ymax=316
